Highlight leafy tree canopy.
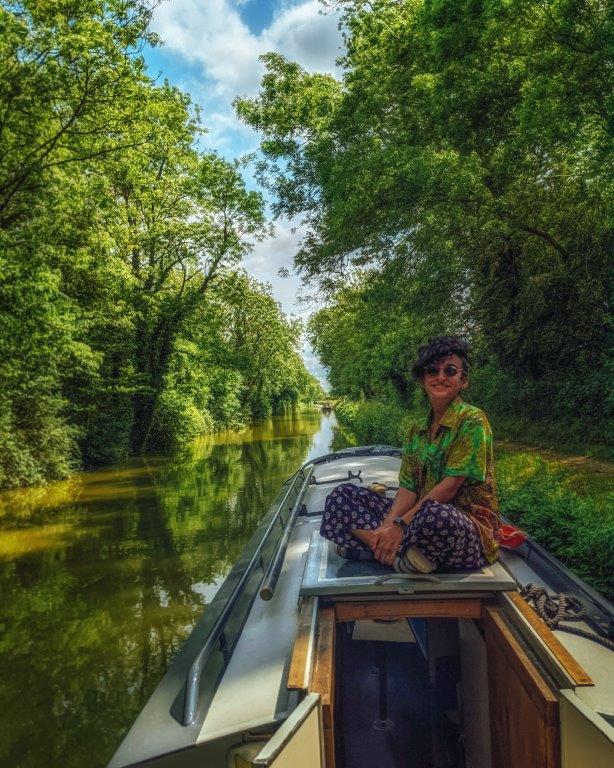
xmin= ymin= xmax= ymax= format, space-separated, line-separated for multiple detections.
xmin=0 ymin=0 xmax=321 ymax=488
xmin=238 ymin=0 xmax=613 ymax=431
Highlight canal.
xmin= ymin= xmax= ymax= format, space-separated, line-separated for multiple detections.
xmin=0 ymin=409 xmax=350 ymax=768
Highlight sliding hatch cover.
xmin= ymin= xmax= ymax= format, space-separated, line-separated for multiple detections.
xmin=300 ymin=532 xmax=516 ymax=597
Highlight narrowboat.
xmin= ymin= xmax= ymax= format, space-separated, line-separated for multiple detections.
xmin=109 ymin=446 xmax=614 ymax=768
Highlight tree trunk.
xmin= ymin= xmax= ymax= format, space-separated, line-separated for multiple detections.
xmin=131 ymin=319 xmax=176 ymax=454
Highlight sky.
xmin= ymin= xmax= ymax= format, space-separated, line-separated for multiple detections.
xmin=143 ymin=0 xmax=346 ymax=386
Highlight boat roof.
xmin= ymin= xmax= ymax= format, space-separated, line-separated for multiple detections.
xmin=109 ymin=448 xmax=614 ymax=767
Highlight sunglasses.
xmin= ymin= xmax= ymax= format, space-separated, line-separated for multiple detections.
xmin=424 ymin=363 xmax=462 ymax=378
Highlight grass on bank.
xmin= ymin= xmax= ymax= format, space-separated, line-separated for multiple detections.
xmin=335 ymin=399 xmax=614 ymax=601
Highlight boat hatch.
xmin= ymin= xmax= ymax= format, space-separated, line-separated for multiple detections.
xmin=300 ymin=531 xmax=517 ymax=597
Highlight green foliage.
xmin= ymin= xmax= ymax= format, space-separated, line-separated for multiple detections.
xmin=0 ymin=0 xmax=161 ymax=484
xmin=143 ymin=272 xmax=323 ymax=452
xmin=496 ymin=453 xmax=614 ymax=601
xmin=307 ymin=257 xmax=467 ymax=401
xmin=468 ymin=358 xmax=614 ymax=455
xmin=146 ymin=389 xmax=213 ymax=454
xmin=0 ymin=247 xmax=90 ymax=486
xmin=185 ymin=271 xmax=323 ymax=418
xmin=238 ymin=0 xmax=613 ymax=438
xmin=0 ymin=400 xmax=77 ymax=489
xmin=201 ymin=272 xmax=311 ymax=419
xmin=205 ymin=368 xmax=246 ymax=430
xmin=0 ymin=1 xmax=319 ymax=487
xmin=335 ymin=399 xmax=412 ymax=445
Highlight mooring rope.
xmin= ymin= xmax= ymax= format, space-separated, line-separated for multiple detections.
xmin=520 ymin=582 xmax=614 ymax=652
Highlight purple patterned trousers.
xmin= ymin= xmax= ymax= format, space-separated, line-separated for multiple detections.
xmin=320 ymin=483 xmax=486 ymax=570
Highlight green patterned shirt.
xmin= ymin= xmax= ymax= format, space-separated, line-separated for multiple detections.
xmin=398 ymin=397 xmax=500 ymax=562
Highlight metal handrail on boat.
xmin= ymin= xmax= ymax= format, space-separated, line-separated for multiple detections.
xmin=260 ymin=465 xmax=316 ymax=601
xmin=182 ymin=465 xmax=313 ymax=726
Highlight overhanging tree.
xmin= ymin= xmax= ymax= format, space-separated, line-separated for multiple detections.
xmin=236 ymin=0 xmax=613 ymax=424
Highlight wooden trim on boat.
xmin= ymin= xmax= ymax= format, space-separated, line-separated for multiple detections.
xmin=288 ymin=597 xmax=318 ymax=691
xmin=484 ymin=605 xmax=560 ymax=767
xmin=504 ymin=591 xmax=594 ymax=687
xmin=484 ymin=606 xmax=559 ymax=722
xmin=309 ymin=606 xmax=336 ymax=768
xmin=333 ymin=598 xmax=482 ymax=623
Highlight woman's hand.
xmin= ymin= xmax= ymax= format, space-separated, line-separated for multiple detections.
xmin=371 ymin=523 xmax=404 ymax=565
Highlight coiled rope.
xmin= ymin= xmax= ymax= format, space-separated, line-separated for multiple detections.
xmin=520 ymin=583 xmax=614 ymax=652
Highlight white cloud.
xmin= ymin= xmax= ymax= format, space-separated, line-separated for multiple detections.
xmin=264 ymin=2 xmax=343 ymax=75
xmin=301 ymin=342 xmax=330 ymax=388
xmin=243 ymin=218 xmax=306 ymax=316
xmin=151 ymin=1 xmax=342 ymax=100
xmin=152 ymin=0 xmax=262 ymax=95
xmin=203 ymin=109 xmax=258 ymax=152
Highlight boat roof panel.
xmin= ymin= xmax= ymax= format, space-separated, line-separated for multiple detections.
xmin=196 ymin=516 xmax=320 ymax=744
xmin=557 ymin=630 xmax=614 ymax=718
xmin=303 ymin=454 xmax=401 ymax=516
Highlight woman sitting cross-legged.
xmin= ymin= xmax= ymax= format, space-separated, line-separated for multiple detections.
xmin=320 ymin=336 xmax=500 ymax=573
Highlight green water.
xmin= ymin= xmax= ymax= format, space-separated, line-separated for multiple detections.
xmin=0 ymin=409 xmax=350 ymax=768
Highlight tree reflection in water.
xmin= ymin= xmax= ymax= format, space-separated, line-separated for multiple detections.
xmin=0 ymin=410 xmax=350 ymax=768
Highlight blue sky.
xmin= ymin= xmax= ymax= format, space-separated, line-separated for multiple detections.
xmin=143 ymin=1 xmax=346 ymax=386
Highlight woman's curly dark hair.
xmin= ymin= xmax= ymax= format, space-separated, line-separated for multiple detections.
xmin=411 ymin=336 xmax=470 ymax=380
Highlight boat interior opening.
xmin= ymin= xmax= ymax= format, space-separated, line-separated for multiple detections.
xmin=336 ymin=616 xmax=460 ymax=768
xmin=303 ymin=596 xmax=564 ymax=768
xmin=332 ymin=609 xmax=562 ymax=768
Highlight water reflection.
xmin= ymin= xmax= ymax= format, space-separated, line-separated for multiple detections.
xmin=0 ymin=410 xmax=351 ymax=768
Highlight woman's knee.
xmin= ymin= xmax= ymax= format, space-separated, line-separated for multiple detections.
xmin=336 ymin=482 xmax=358 ymax=494
xmin=329 ymin=482 xmax=357 ymax=499
xmin=413 ymin=499 xmax=441 ymax=523
xmin=410 ymin=501 xmax=458 ymax=538
xmin=325 ymin=483 xmax=356 ymax=512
